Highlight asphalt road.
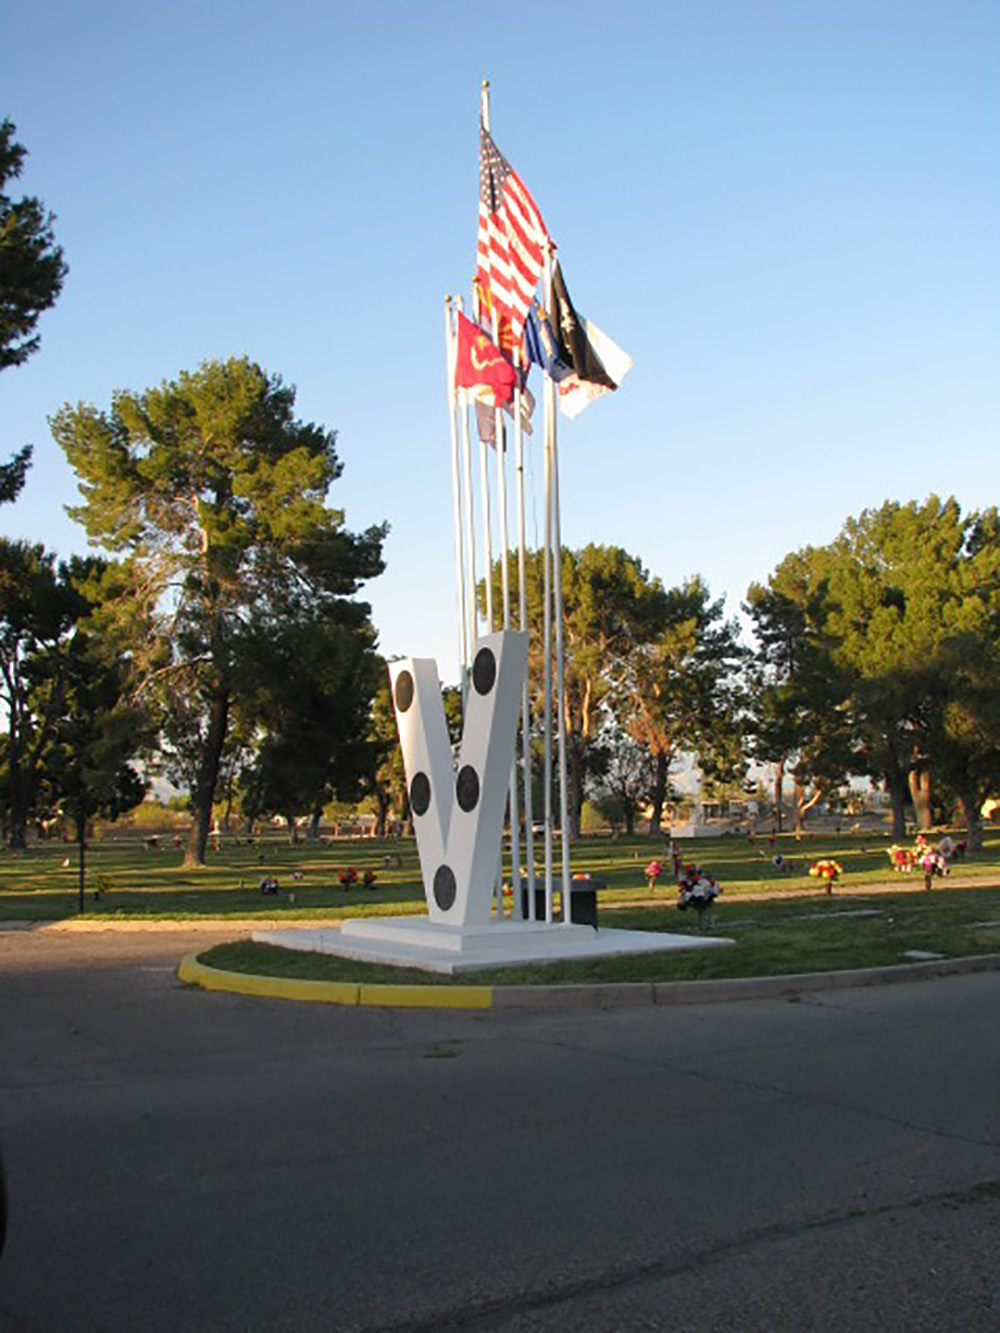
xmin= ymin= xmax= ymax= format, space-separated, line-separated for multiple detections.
xmin=0 ymin=927 xmax=998 ymax=1332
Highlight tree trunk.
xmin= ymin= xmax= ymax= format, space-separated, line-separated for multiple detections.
xmin=184 ymin=688 xmax=231 ymax=867
xmin=908 ymin=764 xmax=933 ymax=831
xmin=957 ymin=788 xmax=984 ymax=851
xmin=794 ymin=781 xmax=825 ymax=832
xmin=648 ymin=750 xmax=668 ymax=834
xmin=6 ymin=718 xmax=28 ymax=850
xmin=375 ymin=791 xmax=389 ymax=839
xmin=308 ymin=804 xmax=323 ymax=841
xmin=887 ymin=775 xmax=907 ymax=840
xmin=285 ymin=815 xmax=296 ymax=844
xmin=568 ymin=762 xmax=584 ymax=840
xmin=7 ymin=796 xmax=28 ymax=850
xmin=565 ymin=736 xmax=585 ymax=841
xmin=792 ymin=774 xmax=805 ymax=833
xmin=773 ymin=759 xmax=785 ymax=833
xmin=75 ymin=795 xmax=87 ymax=912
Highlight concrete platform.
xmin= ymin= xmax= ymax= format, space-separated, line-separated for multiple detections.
xmin=252 ymin=915 xmax=734 ymax=976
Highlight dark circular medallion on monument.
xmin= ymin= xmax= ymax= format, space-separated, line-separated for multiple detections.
xmin=410 ymin=771 xmax=431 ymax=817
xmin=433 ymin=864 xmax=457 ymax=911
xmin=456 ymin=764 xmax=480 ymax=812
xmin=472 ymin=646 xmax=497 ymax=695
xmin=394 ymin=669 xmax=414 ymax=713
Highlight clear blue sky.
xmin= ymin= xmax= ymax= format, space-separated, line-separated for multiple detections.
xmin=3 ymin=0 xmax=998 ymax=683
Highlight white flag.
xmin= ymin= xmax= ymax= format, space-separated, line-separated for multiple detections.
xmin=557 ymin=320 xmax=633 ymax=420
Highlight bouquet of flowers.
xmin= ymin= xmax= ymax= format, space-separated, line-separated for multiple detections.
xmin=919 ymin=848 xmax=947 ymax=890
xmin=887 ymin=845 xmax=915 ymax=872
xmin=338 ymin=866 xmax=359 ymax=889
xmin=809 ymin=859 xmax=842 ymax=893
xmin=644 ymin=860 xmax=663 ymax=891
xmin=677 ymin=864 xmax=720 ymax=919
xmin=363 ymin=868 xmax=378 ymax=889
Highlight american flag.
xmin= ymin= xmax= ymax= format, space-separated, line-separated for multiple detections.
xmin=477 ymin=121 xmax=550 ymax=349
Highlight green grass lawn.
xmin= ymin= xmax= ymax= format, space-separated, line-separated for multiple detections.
xmin=200 ymin=883 xmax=1000 ymax=987
xmin=2 ymin=825 xmax=999 ymax=927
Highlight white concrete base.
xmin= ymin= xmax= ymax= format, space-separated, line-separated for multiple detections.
xmin=670 ymin=824 xmax=719 ymax=839
xmin=252 ymin=916 xmax=734 ymax=976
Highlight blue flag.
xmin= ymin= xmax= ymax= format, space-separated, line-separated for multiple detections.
xmin=524 ymin=304 xmax=571 ymax=382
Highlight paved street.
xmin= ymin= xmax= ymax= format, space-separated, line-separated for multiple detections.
xmin=1 ymin=927 xmax=998 ymax=1331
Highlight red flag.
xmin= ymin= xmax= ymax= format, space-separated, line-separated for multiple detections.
xmin=454 ymin=313 xmax=516 ymax=406
xmin=476 ymin=121 xmax=550 ymax=351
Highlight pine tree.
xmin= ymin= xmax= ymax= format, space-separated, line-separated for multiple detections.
xmin=51 ymin=357 xmax=385 ymax=864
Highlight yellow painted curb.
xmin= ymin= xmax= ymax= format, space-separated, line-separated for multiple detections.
xmin=358 ymin=982 xmax=493 ymax=1010
xmin=177 ymin=953 xmax=359 ymax=1006
xmin=177 ymin=954 xmax=495 ymax=1009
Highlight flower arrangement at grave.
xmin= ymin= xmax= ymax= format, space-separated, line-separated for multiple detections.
xmin=887 ymin=844 xmax=916 ymax=872
xmin=363 ymin=869 xmax=378 ymax=889
xmin=644 ymin=860 xmax=663 ymax=891
xmin=677 ymin=864 xmax=720 ymax=920
xmin=338 ymin=866 xmax=359 ymax=889
xmin=919 ymin=848 xmax=947 ymax=890
xmin=809 ymin=859 xmax=842 ymax=893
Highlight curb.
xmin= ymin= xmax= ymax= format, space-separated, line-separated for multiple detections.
xmin=177 ymin=950 xmax=1000 ymax=1011
xmin=177 ymin=954 xmax=492 ymax=1009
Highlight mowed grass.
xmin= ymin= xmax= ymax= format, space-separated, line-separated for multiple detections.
xmin=201 ymin=883 xmax=1000 ymax=986
xmin=2 ymin=824 xmax=1000 ymax=926
xmin=0 ymin=834 xmax=428 ymax=921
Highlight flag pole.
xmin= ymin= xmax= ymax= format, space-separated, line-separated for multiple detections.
xmin=455 ymin=297 xmax=479 ymax=658
xmin=482 ymin=77 xmax=518 ymax=919
xmin=497 ymin=410 xmax=520 ymax=918
xmin=542 ymin=248 xmax=572 ymax=922
xmin=541 ymin=290 xmax=555 ymax=924
xmin=547 ymin=355 xmax=573 ymax=923
xmin=445 ymin=297 xmax=469 ymax=702
xmin=514 ymin=352 xmax=534 ymax=921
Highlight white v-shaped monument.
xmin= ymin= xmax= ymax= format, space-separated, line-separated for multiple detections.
xmin=255 ymin=631 xmax=732 ymax=975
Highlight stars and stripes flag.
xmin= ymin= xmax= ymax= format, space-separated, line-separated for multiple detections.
xmin=477 ymin=120 xmax=550 ymax=351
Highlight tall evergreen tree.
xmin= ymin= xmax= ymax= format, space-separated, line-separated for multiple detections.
xmin=755 ymin=497 xmax=1000 ymax=841
xmin=0 ymin=543 xmax=93 ymax=847
xmin=0 ymin=118 xmax=68 ymax=501
xmin=51 ymin=357 xmax=385 ymax=864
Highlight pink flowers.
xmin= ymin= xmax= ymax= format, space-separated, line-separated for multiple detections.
xmin=919 ymin=850 xmax=947 ymax=888
xmin=644 ymin=860 xmax=663 ymax=890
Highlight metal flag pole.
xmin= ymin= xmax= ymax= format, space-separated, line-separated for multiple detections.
xmin=456 ymin=297 xmax=479 ymax=658
xmin=542 ymin=247 xmax=572 ymax=922
xmin=478 ymin=429 xmax=495 ymax=636
xmin=548 ymin=361 xmax=573 ymax=922
xmin=481 ymin=77 xmax=518 ymax=921
xmin=476 ymin=84 xmax=495 ymax=638
xmin=445 ymin=297 xmax=469 ymax=702
xmin=497 ymin=411 xmax=520 ymax=919
xmin=541 ymin=287 xmax=555 ymax=924
xmin=514 ymin=350 xmax=535 ymax=921
xmin=492 ymin=396 xmax=511 ymax=629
